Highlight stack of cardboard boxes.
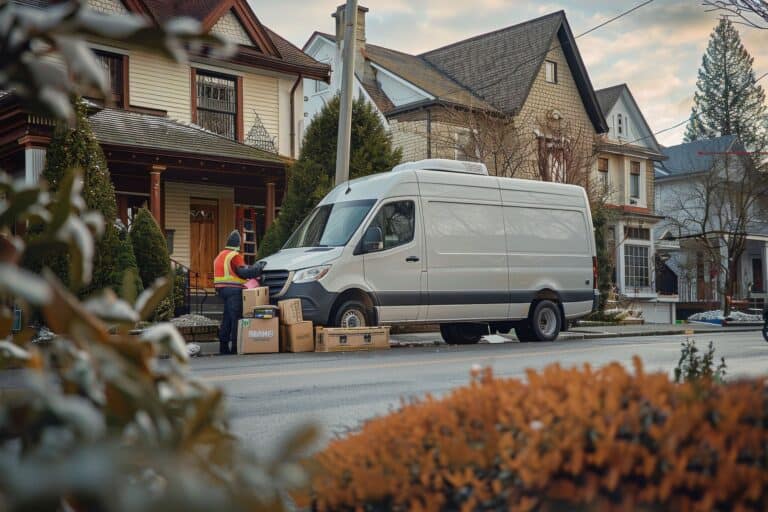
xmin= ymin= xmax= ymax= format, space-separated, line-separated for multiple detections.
xmin=236 ymin=286 xmax=391 ymax=354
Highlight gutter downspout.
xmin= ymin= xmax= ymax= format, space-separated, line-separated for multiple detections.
xmin=426 ymin=108 xmax=432 ymax=159
xmin=289 ymin=73 xmax=302 ymax=158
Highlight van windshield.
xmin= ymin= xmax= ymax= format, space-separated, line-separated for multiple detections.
xmin=283 ymin=200 xmax=376 ymax=249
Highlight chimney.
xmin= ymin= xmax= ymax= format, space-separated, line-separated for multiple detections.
xmin=333 ymin=4 xmax=371 ymax=82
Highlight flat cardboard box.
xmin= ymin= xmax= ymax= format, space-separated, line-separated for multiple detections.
xmin=278 ymin=298 xmax=304 ymax=325
xmin=315 ymin=326 xmax=390 ymax=352
xmin=280 ymin=321 xmax=315 ymax=352
xmin=242 ymin=287 xmax=270 ymax=317
xmin=237 ymin=317 xmax=279 ymax=354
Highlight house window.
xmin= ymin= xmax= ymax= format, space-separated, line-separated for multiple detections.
xmin=630 ymin=161 xmax=641 ymax=199
xmin=597 ymin=157 xmax=609 ymax=191
xmin=196 ymin=71 xmax=238 ymax=140
xmin=315 ymin=59 xmax=330 ymax=93
xmin=617 ymin=113 xmax=624 ymax=136
xmin=625 ymin=245 xmax=650 ymax=288
xmin=94 ymin=50 xmax=125 ymax=107
xmin=624 ymin=226 xmax=650 ymax=240
xmin=545 ymin=61 xmax=557 ymax=83
xmin=538 ymin=137 xmax=567 ymax=182
xmin=455 ymin=129 xmax=473 ymax=161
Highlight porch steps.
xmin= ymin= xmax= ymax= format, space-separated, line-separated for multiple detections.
xmin=190 ymin=292 xmax=223 ymax=322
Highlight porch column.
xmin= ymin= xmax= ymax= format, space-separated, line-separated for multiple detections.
xmin=149 ymin=164 xmax=165 ymax=225
xmin=763 ymin=242 xmax=768 ymax=296
xmin=19 ymin=135 xmax=48 ymax=185
xmin=265 ymin=181 xmax=276 ymax=230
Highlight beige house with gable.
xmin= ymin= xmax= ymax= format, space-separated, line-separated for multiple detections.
xmin=1 ymin=0 xmax=329 ymax=288
xmin=303 ymin=7 xmax=608 ymax=184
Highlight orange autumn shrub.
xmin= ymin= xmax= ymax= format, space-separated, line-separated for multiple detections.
xmin=304 ymin=358 xmax=767 ymax=511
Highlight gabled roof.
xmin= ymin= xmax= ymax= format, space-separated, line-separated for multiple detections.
xmin=306 ymin=12 xmax=607 ymax=132
xmin=595 ymin=84 xmax=624 ymax=114
xmin=90 ymin=107 xmax=284 ymax=164
xmin=595 ymin=83 xmax=664 ymax=156
xmin=12 ymin=0 xmax=329 ymax=80
xmin=360 ymin=79 xmax=395 ymax=114
xmin=655 ymin=135 xmax=738 ymax=179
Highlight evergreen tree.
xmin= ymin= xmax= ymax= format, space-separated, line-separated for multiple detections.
xmin=31 ymin=99 xmax=141 ymax=296
xmin=130 ymin=207 xmax=171 ymax=288
xmin=259 ymin=95 xmax=402 ymax=257
xmin=684 ymin=17 xmax=767 ymax=149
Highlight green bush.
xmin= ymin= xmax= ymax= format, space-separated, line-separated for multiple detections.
xmin=130 ymin=207 xmax=171 ymax=288
xmin=674 ymin=339 xmax=727 ymax=383
xmin=259 ymin=96 xmax=401 ymax=257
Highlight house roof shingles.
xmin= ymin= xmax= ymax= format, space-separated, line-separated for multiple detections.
xmin=89 ymin=107 xmax=283 ymax=164
xmin=655 ymin=135 xmax=737 ymax=178
xmin=595 ymin=84 xmax=625 ymax=115
xmin=420 ymin=11 xmax=563 ymax=114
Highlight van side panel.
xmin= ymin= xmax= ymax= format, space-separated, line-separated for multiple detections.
xmin=422 ymin=199 xmax=510 ymax=321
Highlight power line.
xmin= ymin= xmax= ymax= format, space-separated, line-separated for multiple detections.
xmin=435 ymin=0 xmax=656 ymax=102
xmin=624 ymin=70 xmax=768 ymax=146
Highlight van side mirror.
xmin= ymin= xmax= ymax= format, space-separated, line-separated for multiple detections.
xmin=362 ymin=226 xmax=384 ymax=253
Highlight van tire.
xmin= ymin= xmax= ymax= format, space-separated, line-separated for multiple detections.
xmin=440 ymin=324 xmax=484 ymax=345
xmin=529 ymin=300 xmax=561 ymax=341
xmin=333 ymin=300 xmax=369 ymax=328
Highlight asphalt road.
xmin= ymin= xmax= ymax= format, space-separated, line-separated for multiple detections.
xmin=194 ymin=331 xmax=767 ymax=455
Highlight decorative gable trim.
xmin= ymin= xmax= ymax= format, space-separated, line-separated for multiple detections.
xmin=229 ymin=0 xmax=281 ymax=58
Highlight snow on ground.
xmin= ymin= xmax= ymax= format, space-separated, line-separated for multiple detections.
xmin=171 ymin=314 xmax=219 ymax=328
xmin=688 ymin=310 xmax=763 ymax=322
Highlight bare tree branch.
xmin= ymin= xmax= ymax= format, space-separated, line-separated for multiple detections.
xmin=703 ymin=1 xmax=768 ymax=30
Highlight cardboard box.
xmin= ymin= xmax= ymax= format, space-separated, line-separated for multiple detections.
xmin=242 ymin=287 xmax=270 ymax=317
xmin=278 ymin=298 xmax=304 ymax=325
xmin=280 ymin=321 xmax=315 ymax=352
xmin=315 ymin=326 xmax=390 ymax=352
xmin=237 ymin=317 xmax=279 ymax=354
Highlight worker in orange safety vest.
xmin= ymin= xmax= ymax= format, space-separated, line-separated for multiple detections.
xmin=213 ymin=230 xmax=266 ymax=355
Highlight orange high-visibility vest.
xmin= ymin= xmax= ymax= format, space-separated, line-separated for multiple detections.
xmin=213 ymin=249 xmax=246 ymax=288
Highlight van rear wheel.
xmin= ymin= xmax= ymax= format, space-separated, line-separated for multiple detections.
xmin=440 ymin=324 xmax=484 ymax=345
xmin=529 ymin=300 xmax=561 ymax=341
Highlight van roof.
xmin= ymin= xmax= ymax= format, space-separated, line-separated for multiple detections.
xmin=320 ymin=163 xmax=587 ymax=205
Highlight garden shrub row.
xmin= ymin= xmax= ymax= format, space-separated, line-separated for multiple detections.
xmin=304 ymin=359 xmax=767 ymax=511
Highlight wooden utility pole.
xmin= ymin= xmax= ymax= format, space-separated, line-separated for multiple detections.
xmin=335 ymin=0 xmax=357 ymax=186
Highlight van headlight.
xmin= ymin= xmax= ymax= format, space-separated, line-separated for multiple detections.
xmin=292 ymin=265 xmax=331 ymax=284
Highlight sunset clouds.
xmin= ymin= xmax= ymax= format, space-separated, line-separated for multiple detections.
xmin=250 ymin=0 xmax=768 ymax=145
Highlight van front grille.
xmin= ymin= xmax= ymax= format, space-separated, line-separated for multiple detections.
xmin=261 ymin=270 xmax=290 ymax=296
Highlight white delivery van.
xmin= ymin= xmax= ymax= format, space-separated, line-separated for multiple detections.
xmin=259 ymin=159 xmax=598 ymax=343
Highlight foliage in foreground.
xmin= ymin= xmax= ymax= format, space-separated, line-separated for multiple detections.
xmin=258 ymin=95 xmax=402 ymax=257
xmin=303 ymin=359 xmax=766 ymax=511
xmin=0 ymin=169 xmax=314 ymax=511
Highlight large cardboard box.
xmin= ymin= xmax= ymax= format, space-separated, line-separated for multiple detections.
xmin=242 ymin=287 xmax=270 ymax=317
xmin=278 ymin=299 xmax=303 ymax=325
xmin=315 ymin=326 xmax=390 ymax=352
xmin=237 ymin=317 xmax=279 ymax=354
xmin=280 ymin=321 xmax=315 ymax=352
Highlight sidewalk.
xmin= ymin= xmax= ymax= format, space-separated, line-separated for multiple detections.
xmin=390 ymin=322 xmax=762 ymax=346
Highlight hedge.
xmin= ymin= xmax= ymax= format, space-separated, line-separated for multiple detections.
xmin=303 ymin=359 xmax=767 ymax=511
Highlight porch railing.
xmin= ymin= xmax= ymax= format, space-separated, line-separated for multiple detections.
xmin=170 ymin=259 xmax=208 ymax=316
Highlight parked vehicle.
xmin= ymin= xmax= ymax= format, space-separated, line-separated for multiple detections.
xmin=763 ymin=309 xmax=768 ymax=342
xmin=259 ymin=159 xmax=598 ymax=343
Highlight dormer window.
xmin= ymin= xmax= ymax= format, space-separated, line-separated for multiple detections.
xmin=617 ymin=113 xmax=624 ymax=136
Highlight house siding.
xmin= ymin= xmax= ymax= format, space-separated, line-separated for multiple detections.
xmin=390 ymin=118 xmax=428 ymax=162
xmin=86 ymin=0 xmax=128 ymax=14
xmin=130 ymin=50 xmax=191 ymax=122
xmin=516 ymin=40 xmax=595 ymax=180
xmin=165 ymin=182 xmax=235 ymax=267
xmin=211 ymin=10 xmax=254 ymax=46
xmin=243 ymin=73 xmax=280 ymax=149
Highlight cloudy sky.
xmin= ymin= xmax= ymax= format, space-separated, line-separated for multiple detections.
xmin=249 ymin=0 xmax=768 ymax=146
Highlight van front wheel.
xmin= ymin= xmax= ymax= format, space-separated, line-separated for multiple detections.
xmin=440 ymin=324 xmax=484 ymax=345
xmin=334 ymin=300 xmax=369 ymax=328
xmin=530 ymin=300 xmax=561 ymax=341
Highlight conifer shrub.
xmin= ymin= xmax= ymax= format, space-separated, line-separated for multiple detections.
xmin=130 ymin=207 xmax=171 ymax=288
xmin=304 ymin=360 xmax=768 ymax=511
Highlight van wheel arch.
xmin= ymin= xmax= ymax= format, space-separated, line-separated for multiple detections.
xmin=531 ymin=289 xmax=566 ymax=327
xmin=329 ymin=289 xmax=378 ymax=326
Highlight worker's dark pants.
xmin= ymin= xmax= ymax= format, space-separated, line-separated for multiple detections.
xmin=217 ymin=287 xmax=243 ymax=354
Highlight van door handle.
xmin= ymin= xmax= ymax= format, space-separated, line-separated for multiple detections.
xmin=406 ymin=256 xmax=420 ymax=262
